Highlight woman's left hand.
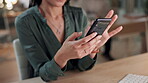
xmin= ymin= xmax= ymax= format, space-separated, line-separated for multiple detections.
xmin=90 ymin=10 xmax=123 ymax=57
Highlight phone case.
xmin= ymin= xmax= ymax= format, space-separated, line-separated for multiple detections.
xmin=86 ymin=18 xmax=111 ymax=36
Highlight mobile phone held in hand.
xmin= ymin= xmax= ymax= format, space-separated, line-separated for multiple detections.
xmin=86 ymin=18 xmax=112 ymax=36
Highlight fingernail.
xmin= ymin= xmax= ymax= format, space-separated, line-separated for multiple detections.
xmin=98 ymin=35 xmax=102 ymax=38
xmin=93 ymin=32 xmax=97 ymax=35
xmin=110 ymin=10 xmax=114 ymax=13
xmin=120 ymin=26 xmax=123 ymax=28
xmin=115 ymin=14 xmax=118 ymax=18
xmin=78 ymin=32 xmax=82 ymax=34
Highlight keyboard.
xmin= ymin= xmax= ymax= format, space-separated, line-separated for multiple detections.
xmin=119 ymin=74 xmax=148 ymax=83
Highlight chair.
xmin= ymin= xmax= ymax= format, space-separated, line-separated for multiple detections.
xmin=13 ymin=39 xmax=34 ymax=80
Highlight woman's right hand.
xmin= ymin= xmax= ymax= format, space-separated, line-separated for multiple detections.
xmin=54 ymin=32 xmax=102 ymax=68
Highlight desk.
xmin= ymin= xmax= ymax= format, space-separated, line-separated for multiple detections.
xmin=14 ymin=53 xmax=148 ymax=83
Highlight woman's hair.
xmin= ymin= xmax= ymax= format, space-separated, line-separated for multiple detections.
xmin=29 ymin=0 xmax=70 ymax=8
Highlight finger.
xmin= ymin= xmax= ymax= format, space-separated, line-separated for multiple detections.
xmin=91 ymin=50 xmax=99 ymax=53
xmin=105 ymin=15 xmax=118 ymax=32
xmin=93 ymin=47 xmax=99 ymax=51
xmin=75 ymin=32 xmax=97 ymax=46
xmin=80 ymin=35 xmax=101 ymax=55
xmin=109 ymin=26 xmax=123 ymax=37
xmin=91 ymin=42 xmax=100 ymax=53
xmin=66 ymin=32 xmax=82 ymax=41
xmin=84 ymin=43 xmax=99 ymax=55
xmin=105 ymin=10 xmax=114 ymax=18
xmin=81 ymin=35 xmax=102 ymax=49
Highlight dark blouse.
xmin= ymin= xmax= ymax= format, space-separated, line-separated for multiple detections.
xmin=15 ymin=5 xmax=97 ymax=82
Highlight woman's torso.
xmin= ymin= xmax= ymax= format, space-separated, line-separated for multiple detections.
xmin=16 ymin=5 xmax=88 ymax=70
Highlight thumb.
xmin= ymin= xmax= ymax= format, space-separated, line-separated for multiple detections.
xmin=66 ymin=32 xmax=82 ymax=41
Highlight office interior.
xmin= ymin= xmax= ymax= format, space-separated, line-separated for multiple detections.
xmin=0 ymin=0 xmax=147 ymax=83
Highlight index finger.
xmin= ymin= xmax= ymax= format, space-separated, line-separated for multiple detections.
xmin=75 ymin=32 xmax=97 ymax=46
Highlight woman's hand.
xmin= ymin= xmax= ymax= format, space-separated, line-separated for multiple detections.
xmin=99 ymin=10 xmax=123 ymax=47
xmin=90 ymin=10 xmax=123 ymax=56
xmin=54 ymin=32 xmax=102 ymax=68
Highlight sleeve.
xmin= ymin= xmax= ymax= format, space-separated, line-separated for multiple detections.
xmin=15 ymin=17 xmax=65 ymax=82
xmin=78 ymin=55 xmax=97 ymax=71
xmin=77 ymin=9 xmax=97 ymax=71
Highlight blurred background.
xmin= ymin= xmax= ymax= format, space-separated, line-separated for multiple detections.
xmin=0 ymin=0 xmax=147 ymax=82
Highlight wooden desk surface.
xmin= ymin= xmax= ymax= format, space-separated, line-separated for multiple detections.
xmin=15 ymin=53 xmax=148 ymax=83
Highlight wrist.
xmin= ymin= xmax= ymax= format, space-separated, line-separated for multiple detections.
xmin=54 ymin=52 xmax=69 ymax=68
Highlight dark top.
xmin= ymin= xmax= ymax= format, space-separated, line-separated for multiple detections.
xmin=15 ymin=5 xmax=97 ymax=82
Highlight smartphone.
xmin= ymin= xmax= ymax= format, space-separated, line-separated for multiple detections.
xmin=86 ymin=18 xmax=112 ymax=36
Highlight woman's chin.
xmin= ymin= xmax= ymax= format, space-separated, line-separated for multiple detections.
xmin=57 ymin=0 xmax=66 ymax=2
xmin=46 ymin=0 xmax=66 ymax=7
xmin=54 ymin=3 xmax=65 ymax=7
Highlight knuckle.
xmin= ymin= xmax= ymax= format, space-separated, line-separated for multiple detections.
xmin=77 ymin=54 xmax=82 ymax=59
xmin=87 ymin=42 xmax=92 ymax=46
xmin=75 ymin=51 xmax=79 ymax=55
xmin=95 ymin=38 xmax=99 ymax=42
xmin=88 ymin=42 xmax=92 ymax=46
xmin=93 ymin=38 xmax=97 ymax=42
xmin=86 ymin=49 xmax=91 ymax=54
xmin=73 ymin=32 xmax=77 ymax=35
xmin=75 ymin=32 xmax=79 ymax=36
xmin=96 ymin=39 xmax=99 ymax=43
xmin=82 ymin=39 xmax=87 ymax=43
xmin=91 ymin=34 xmax=95 ymax=38
xmin=71 ymin=44 xmax=77 ymax=49
xmin=72 ymin=32 xmax=78 ymax=37
xmin=90 ymin=33 xmax=95 ymax=38
xmin=97 ymin=36 xmax=101 ymax=39
xmin=79 ymin=56 xmax=83 ymax=59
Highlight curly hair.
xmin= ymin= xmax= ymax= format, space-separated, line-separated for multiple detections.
xmin=29 ymin=0 xmax=70 ymax=8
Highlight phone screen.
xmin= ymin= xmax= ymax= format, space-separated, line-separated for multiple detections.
xmin=86 ymin=18 xmax=111 ymax=36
